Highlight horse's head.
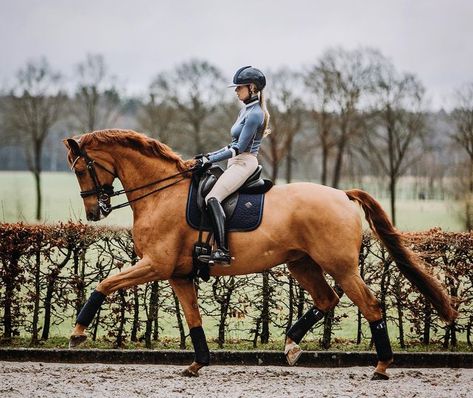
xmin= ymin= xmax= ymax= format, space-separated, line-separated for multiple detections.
xmin=64 ymin=137 xmax=117 ymax=221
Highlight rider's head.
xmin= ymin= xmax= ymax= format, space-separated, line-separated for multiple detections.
xmin=228 ymin=66 xmax=266 ymax=101
xmin=228 ymin=66 xmax=271 ymax=136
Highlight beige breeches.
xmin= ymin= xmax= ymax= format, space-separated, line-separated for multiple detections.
xmin=205 ymin=152 xmax=259 ymax=203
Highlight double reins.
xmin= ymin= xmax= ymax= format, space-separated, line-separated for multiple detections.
xmin=71 ymin=146 xmax=195 ymax=215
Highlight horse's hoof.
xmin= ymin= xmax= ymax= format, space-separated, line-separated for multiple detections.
xmin=181 ymin=368 xmax=199 ymax=377
xmin=371 ymin=371 xmax=389 ymax=380
xmin=69 ymin=334 xmax=87 ymax=348
xmin=285 ymin=343 xmax=302 ymax=366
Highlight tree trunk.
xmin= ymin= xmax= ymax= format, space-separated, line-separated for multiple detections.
xmin=252 ymin=317 xmax=261 ymax=348
xmin=285 ymin=140 xmax=293 ymax=183
xmin=115 ymin=290 xmax=127 ymax=348
xmin=467 ymin=316 xmax=472 ymax=347
xmin=2 ymin=254 xmax=19 ymax=339
xmin=379 ymin=256 xmax=391 ymax=320
xmin=321 ymin=144 xmax=329 ymax=185
xmin=396 ymin=296 xmax=405 ymax=349
xmin=217 ymin=280 xmax=234 ymax=348
xmin=145 ymin=281 xmax=159 ymax=348
xmin=356 ymin=309 xmax=362 ymax=344
xmin=41 ymin=280 xmax=55 ymax=340
xmin=271 ymin=159 xmax=279 ymax=183
xmin=422 ymin=301 xmax=431 ymax=345
xmin=286 ymin=276 xmax=294 ymax=334
xmin=30 ymin=248 xmax=41 ymax=344
xmin=297 ymin=287 xmax=305 ymax=319
xmin=131 ymin=287 xmax=140 ymax=342
xmin=322 ymin=309 xmax=334 ymax=349
xmin=390 ymin=174 xmax=397 ymax=226
xmin=33 ymin=170 xmax=42 ymax=221
xmin=92 ymin=308 xmax=101 ymax=341
xmin=332 ymin=130 xmax=347 ymax=189
xmin=260 ymin=271 xmax=270 ymax=344
xmin=173 ymin=292 xmax=186 ymax=349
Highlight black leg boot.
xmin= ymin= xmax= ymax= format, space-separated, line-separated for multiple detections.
xmin=206 ymin=197 xmax=231 ymax=266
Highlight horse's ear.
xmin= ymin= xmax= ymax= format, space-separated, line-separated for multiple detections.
xmin=64 ymin=138 xmax=81 ymax=156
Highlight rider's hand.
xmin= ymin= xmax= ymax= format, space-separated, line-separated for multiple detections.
xmin=194 ymin=155 xmax=211 ymax=172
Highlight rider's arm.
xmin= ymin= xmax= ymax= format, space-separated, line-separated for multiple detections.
xmin=208 ymin=111 xmax=263 ymax=163
xmin=207 ymin=145 xmax=230 ymax=158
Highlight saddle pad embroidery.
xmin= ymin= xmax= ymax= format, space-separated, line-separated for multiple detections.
xmin=186 ymin=177 xmax=265 ymax=232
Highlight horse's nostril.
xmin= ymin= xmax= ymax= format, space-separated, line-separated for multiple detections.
xmin=86 ymin=211 xmax=97 ymax=221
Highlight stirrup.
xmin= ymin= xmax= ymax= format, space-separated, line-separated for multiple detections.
xmin=209 ymin=249 xmax=232 ymax=267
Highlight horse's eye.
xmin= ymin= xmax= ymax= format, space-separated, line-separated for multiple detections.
xmin=74 ymin=170 xmax=86 ymax=177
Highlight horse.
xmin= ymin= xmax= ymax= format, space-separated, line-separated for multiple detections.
xmin=63 ymin=129 xmax=457 ymax=380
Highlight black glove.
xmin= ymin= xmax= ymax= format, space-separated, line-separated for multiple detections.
xmin=193 ymin=155 xmax=212 ymax=174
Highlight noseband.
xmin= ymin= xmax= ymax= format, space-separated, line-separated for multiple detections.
xmin=70 ymin=146 xmax=193 ymax=216
xmin=71 ymin=147 xmax=116 ymax=215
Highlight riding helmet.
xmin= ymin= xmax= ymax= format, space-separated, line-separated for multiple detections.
xmin=228 ymin=66 xmax=266 ymax=91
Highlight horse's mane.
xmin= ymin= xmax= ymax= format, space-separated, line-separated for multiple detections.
xmin=78 ymin=129 xmax=193 ymax=172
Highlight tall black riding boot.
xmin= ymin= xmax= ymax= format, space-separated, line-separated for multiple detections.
xmin=206 ymin=197 xmax=231 ymax=266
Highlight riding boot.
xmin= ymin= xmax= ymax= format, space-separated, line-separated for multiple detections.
xmin=206 ymin=197 xmax=231 ymax=266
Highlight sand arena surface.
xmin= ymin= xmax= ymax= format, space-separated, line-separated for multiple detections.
xmin=1 ymin=361 xmax=472 ymax=397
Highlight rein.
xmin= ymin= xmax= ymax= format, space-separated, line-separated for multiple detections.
xmin=71 ymin=146 xmax=194 ymax=215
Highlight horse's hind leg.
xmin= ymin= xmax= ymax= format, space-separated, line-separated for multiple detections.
xmin=335 ymin=272 xmax=394 ymax=380
xmin=284 ymin=256 xmax=340 ymax=365
xmin=169 ymin=277 xmax=209 ymax=377
xmin=69 ymin=257 xmax=167 ymax=347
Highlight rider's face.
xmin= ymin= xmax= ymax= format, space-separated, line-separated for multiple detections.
xmin=235 ymin=85 xmax=250 ymax=101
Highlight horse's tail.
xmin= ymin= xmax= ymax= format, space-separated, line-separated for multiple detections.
xmin=345 ymin=189 xmax=458 ymax=323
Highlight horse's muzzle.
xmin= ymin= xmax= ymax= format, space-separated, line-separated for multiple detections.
xmin=86 ymin=206 xmax=101 ymax=221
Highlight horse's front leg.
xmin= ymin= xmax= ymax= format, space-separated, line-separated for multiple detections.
xmin=69 ymin=257 xmax=167 ymax=347
xmin=169 ymin=277 xmax=209 ymax=377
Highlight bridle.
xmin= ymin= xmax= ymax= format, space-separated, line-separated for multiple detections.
xmin=70 ymin=145 xmax=194 ymax=216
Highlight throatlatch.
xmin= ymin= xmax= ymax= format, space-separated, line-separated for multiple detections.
xmin=76 ymin=290 xmax=106 ymax=327
xmin=287 ymin=307 xmax=325 ymax=343
xmin=190 ymin=326 xmax=210 ymax=365
xmin=369 ymin=319 xmax=393 ymax=361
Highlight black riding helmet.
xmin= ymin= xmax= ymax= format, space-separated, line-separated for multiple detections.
xmin=228 ymin=66 xmax=266 ymax=91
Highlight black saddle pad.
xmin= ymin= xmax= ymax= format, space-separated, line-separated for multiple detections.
xmin=186 ymin=176 xmax=265 ymax=232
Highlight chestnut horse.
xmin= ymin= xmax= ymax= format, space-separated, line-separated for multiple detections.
xmin=64 ymin=129 xmax=457 ymax=379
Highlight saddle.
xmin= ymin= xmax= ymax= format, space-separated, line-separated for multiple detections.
xmin=186 ymin=164 xmax=273 ymax=281
xmin=194 ymin=164 xmax=273 ymax=223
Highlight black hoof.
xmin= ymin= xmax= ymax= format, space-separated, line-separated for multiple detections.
xmin=69 ymin=334 xmax=87 ymax=348
xmin=371 ymin=371 xmax=389 ymax=380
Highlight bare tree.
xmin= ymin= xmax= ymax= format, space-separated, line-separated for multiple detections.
xmin=305 ymin=47 xmax=379 ymax=187
xmin=361 ymin=61 xmax=427 ymax=225
xmin=304 ymin=61 xmax=337 ymax=185
xmin=70 ymin=54 xmax=121 ymax=132
xmin=164 ymin=59 xmax=226 ymax=154
xmin=451 ymin=83 xmax=473 ymax=230
xmin=2 ymin=58 xmax=64 ymax=220
xmin=260 ymin=68 xmax=303 ymax=182
xmin=137 ymin=73 xmax=176 ymax=145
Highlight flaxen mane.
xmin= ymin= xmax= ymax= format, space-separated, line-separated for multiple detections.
xmin=78 ymin=129 xmax=193 ymax=172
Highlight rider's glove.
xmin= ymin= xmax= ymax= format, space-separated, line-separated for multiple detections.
xmin=193 ymin=155 xmax=212 ymax=173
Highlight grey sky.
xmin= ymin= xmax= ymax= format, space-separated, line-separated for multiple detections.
xmin=1 ymin=0 xmax=472 ymax=109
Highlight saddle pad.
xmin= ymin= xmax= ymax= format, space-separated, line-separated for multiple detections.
xmin=186 ymin=177 xmax=265 ymax=232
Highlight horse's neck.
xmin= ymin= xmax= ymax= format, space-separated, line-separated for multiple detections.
xmin=113 ymin=150 xmax=185 ymax=217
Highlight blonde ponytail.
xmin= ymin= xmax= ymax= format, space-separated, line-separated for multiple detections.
xmin=259 ymin=89 xmax=271 ymax=137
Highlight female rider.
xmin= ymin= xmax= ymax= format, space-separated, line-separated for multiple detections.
xmin=195 ymin=66 xmax=270 ymax=266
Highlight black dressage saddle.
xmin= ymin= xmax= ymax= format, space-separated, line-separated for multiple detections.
xmin=193 ymin=164 xmax=273 ymax=225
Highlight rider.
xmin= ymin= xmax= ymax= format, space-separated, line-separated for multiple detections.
xmin=195 ymin=66 xmax=271 ymax=266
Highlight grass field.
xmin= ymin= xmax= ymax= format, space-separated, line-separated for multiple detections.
xmin=0 ymin=171 xmax=465 ymax=231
